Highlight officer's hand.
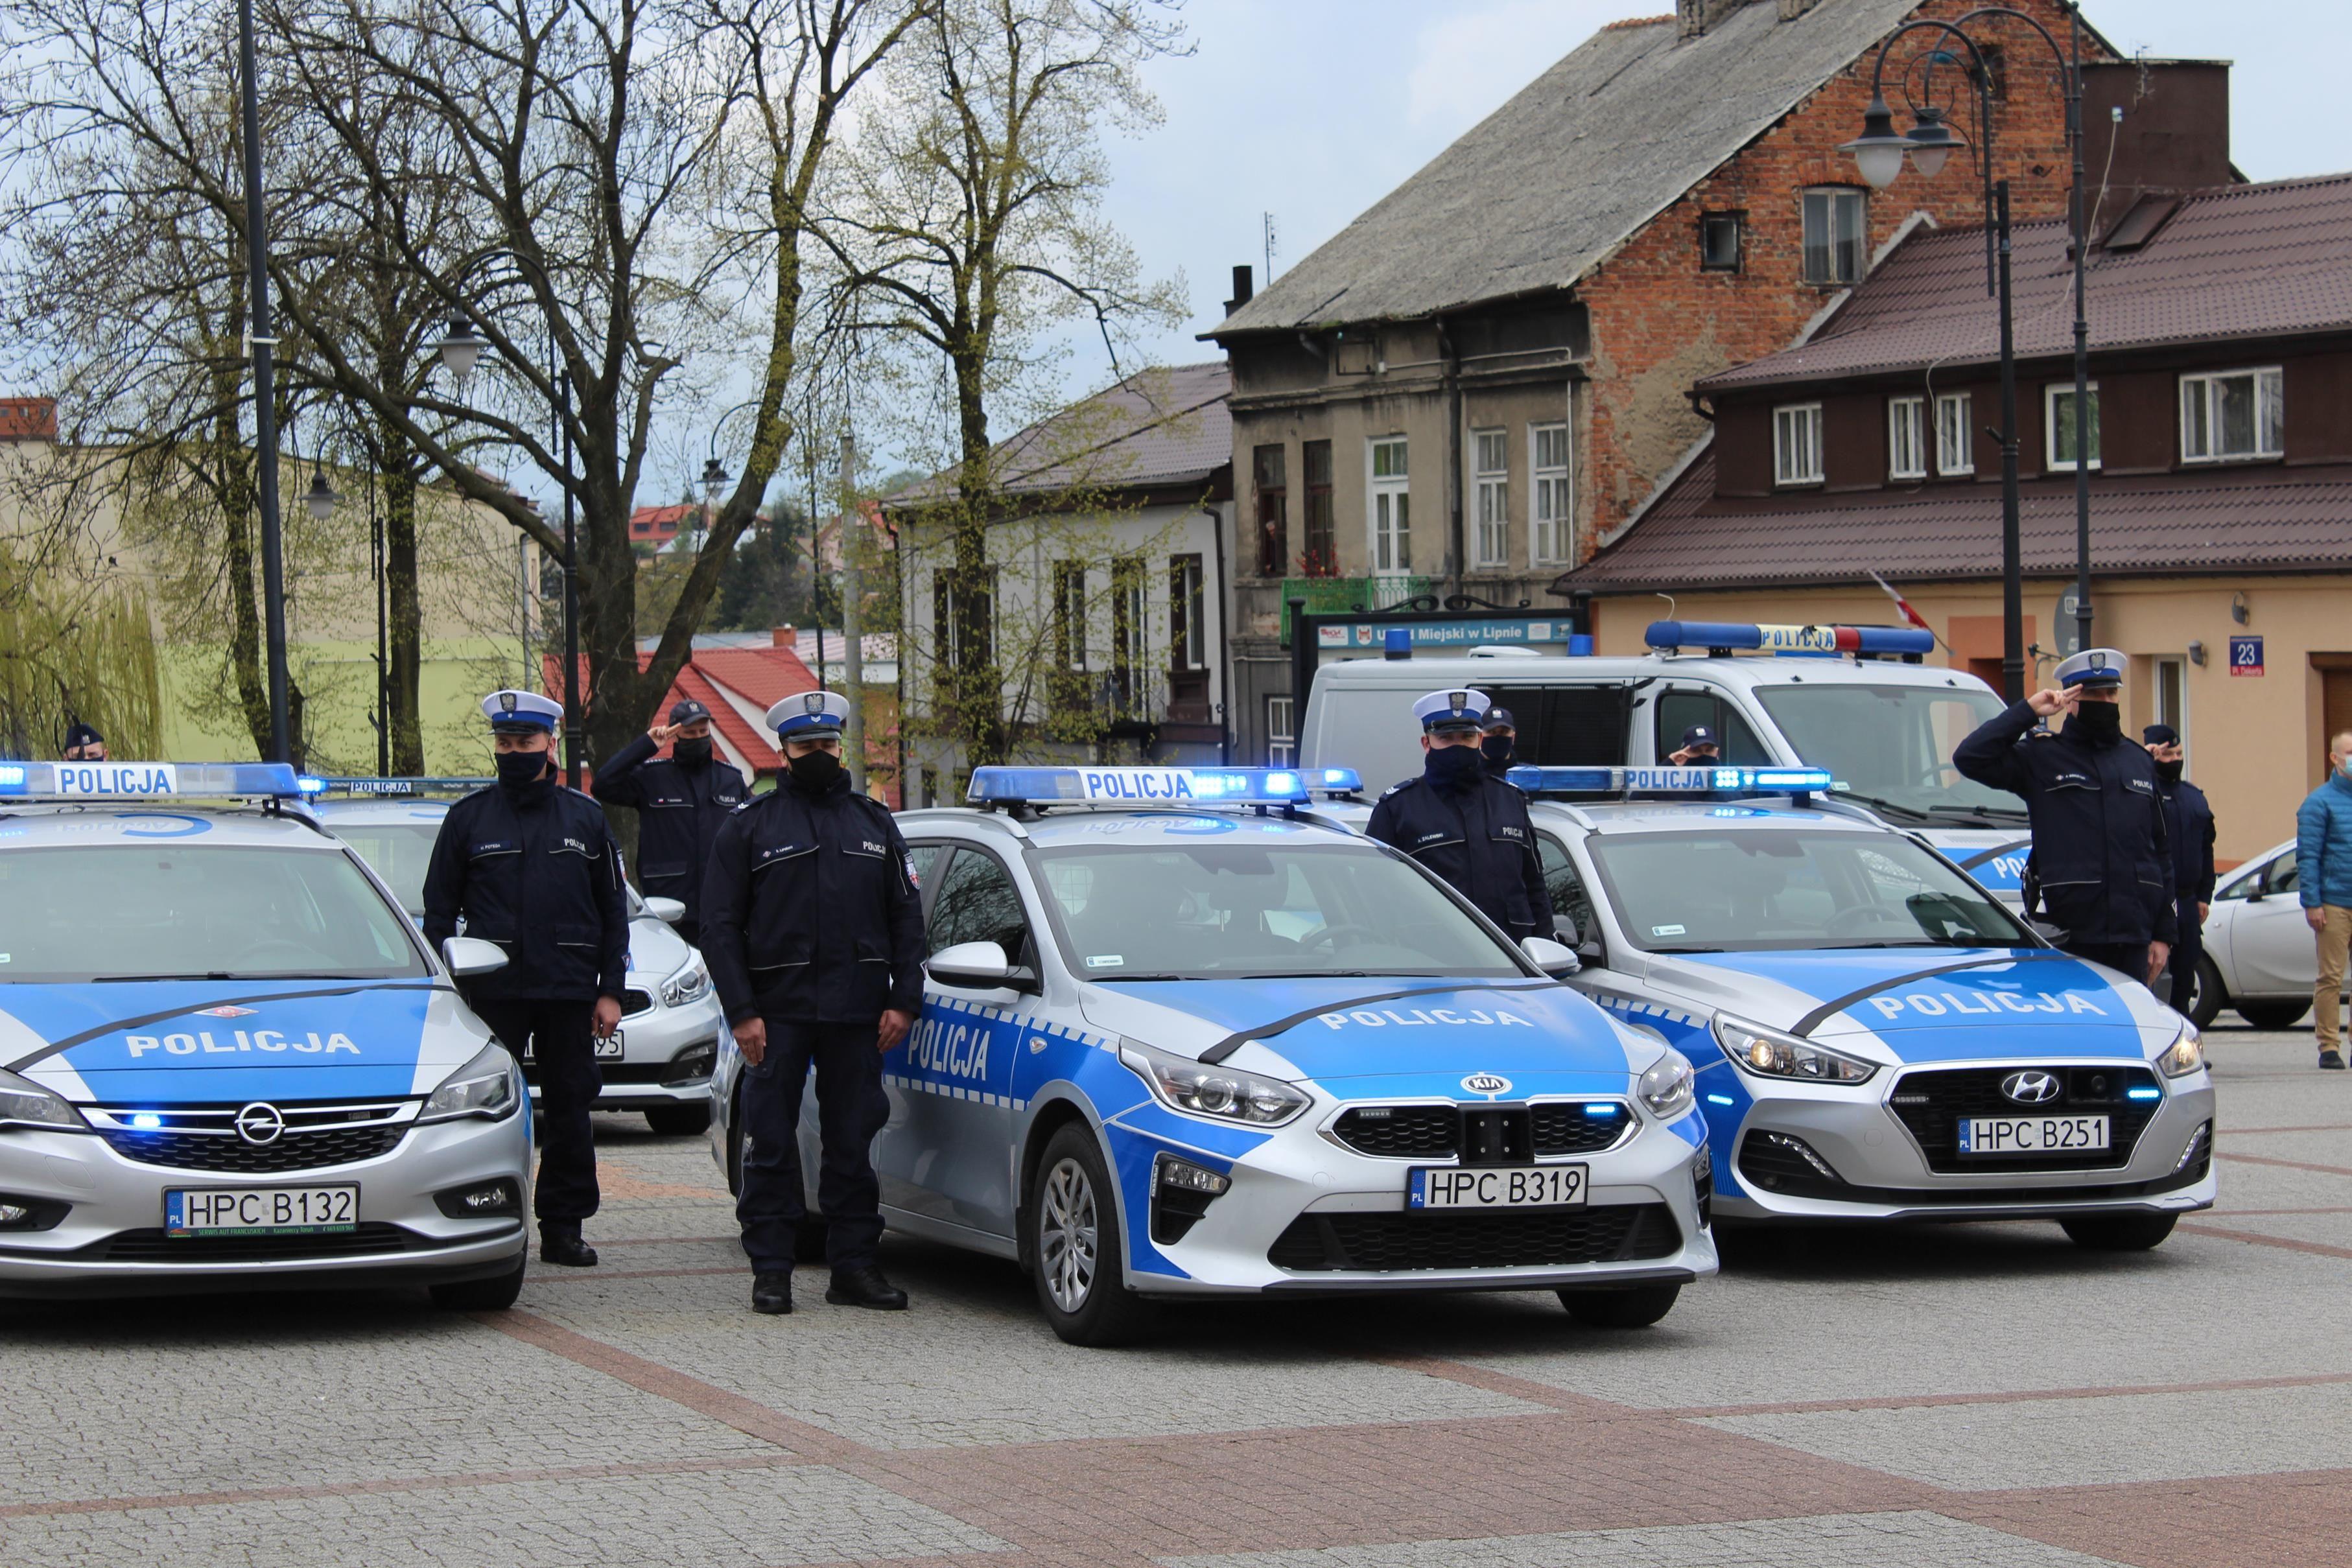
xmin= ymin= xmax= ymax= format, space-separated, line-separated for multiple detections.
xmin=2198 ymin=902 xmax=2211 ymax=924
xmin=877 ymin=1009 xmax=914 ymax=1054
xmin=593 ymin=996 xmax=623 ymax=1039
xmin=2310 ymin=908 xmax=2330 ymax=933
xmin=2146 ymin=942 xmax=2170 ymax=986
xmin=733 ymin=1016 xmax=767 ymax=1066
xmin=649 ymin=723 xmax=677 ymax=746
xmin=2025 ymin=686 xmax=2076 ymax=718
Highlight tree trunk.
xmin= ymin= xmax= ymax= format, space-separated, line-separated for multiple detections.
xmin=209 ymin=366 xmax=271 ymax=762
xmin=379 ymin=419 xmax=425 ymax=775
xmin=949 ymin=340 xmax=1005 ymax=768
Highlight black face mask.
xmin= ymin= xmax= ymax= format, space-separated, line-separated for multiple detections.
xmin=495 ymin=747 xmax=552 ymax=789
xmin=2069 ymin=701 xmax=2122 ymax=745
xmin=786 ymin=749 xmax=843 ymax=791
xmin=2156 ymin=758 xmax=2185 ymax=784
xmin=673 ymin=737 xmax=712 ymax=768
xmin=1479 ymin=735 xmax=1515 ymax=766
xmin=1424 ymin=742 xmax=1482 ymax=792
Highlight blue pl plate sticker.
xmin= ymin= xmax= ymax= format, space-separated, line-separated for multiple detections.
xmin=1407 ymin=1169 xmax=1429 ymax=1209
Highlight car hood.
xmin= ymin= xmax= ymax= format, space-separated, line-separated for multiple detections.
xmin=0 ymin=979 xmax=496 ymax=1103
xmin=625 ymin=915 xmax=690 ymax=978
xmin=1914 ymin=828 xmax=2032 ymax=894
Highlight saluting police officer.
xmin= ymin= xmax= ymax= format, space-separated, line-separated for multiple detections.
xmin=590 ymin=697 xmax=749 ymax=945
xmin=700 ymin=691 xmax=926 ymax=1317
xmin=2143 ymin=723 xmax=2217 ymax=1014
xmin=1368 ymin=688 xmax=1556 ymax=944
xmin=423 ymin=690 xmax=631 ymax=1269
xmin=1953 ymin=649 xmax=2176 ymax=986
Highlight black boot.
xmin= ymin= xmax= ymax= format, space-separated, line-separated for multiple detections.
xmin=539 ymin=1226 xmax=598 ymax=1267
xmin=825 ymin=1264 xmax=908 ymax=1310
xmin=2322 ymin=1049 xmax=2346 ymax=1070
xmin=751 ymin=1271 xmax=794 ymax=1315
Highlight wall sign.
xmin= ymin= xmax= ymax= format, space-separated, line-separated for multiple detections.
xmin=2229 ymin=635 xmax=2264 ymax=677
xmin=1319 ymin=619 xmax=1569 ymax=650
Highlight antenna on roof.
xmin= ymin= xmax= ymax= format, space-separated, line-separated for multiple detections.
xmin=1262 ymin=211 xmax=1278 ymax=283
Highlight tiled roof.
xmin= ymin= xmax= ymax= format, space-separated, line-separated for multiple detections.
xmin=889 ymin=362 xmax=1230 ymax=507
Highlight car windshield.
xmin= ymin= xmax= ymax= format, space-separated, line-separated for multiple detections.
xmin=0 ymin=844 xmax=429 ymax=983
xmin=1032 ymin=843 xmax=1529 ymax=979
xmin=332 ymin=818 xmax=648 ymax=919
xmin=1584 ymin=828 xmax=2029 ymax=954
xmin=1752 ymin=683 xmax=2023 ymax=825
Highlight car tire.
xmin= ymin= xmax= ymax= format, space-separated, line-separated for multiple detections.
xmin=646 ymin=1102 xmax=712 ymax=1137
xmin=1558 ymin=1281 xmax=1680 ymax=1328
xmin=2237 ymin=999 xmax=2311 ymax=1031
xmin=2185 ymin=956 xmax=2224 ymax=1029
xmin=1023 ymin=1124 xmax=1154 ymax=1347
xmin=430 ymin=1250 xmax=527 ymax=1311
xmin=2059 ymin=1212 xmax=2178 ymax=1252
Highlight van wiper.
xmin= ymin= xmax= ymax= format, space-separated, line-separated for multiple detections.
xmin=1649 ymin=945 xmax=1726 ymax=954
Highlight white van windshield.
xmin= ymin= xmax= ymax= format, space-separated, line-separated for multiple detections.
xmin=1753 ymin=685 xmax=2023 ymax=826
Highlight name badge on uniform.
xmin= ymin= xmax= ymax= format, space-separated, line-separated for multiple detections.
xmin=2126 ymin=778 xmax=2153 ymax=795
xmin=2052 ymin=772 xmax=2092 ymax=786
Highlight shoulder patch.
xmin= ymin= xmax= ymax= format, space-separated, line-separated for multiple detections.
xmin=1381 ymin=778 xmax=1420 ymax=799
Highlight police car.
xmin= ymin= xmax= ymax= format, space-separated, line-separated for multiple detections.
xmin=307 ymin=780 xmax=725 ymax=1134
xmin=707 ymin=765 xmax=1717 ymax=1346
xmin=1506 ymin=766 xmax=2215 ymax=1249
xmin=0 ymin=762 xmax=532 ymax=1303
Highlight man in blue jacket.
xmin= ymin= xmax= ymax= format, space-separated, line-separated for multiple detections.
xmin=2294 ymin=730 xmax=2352 ymax=1068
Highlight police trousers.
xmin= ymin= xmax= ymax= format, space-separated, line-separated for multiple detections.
xmin=2168 ymin=897 xmax=2204 ymax=1014
xmin=473 ymin=999 xmax=601 ymax=1228
xmin=736 ymin=1020 xmax=889 ymax=1274
xmin=2064 ymin=941 xmax=2152 ymax=987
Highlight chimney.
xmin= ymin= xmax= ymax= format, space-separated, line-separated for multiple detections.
xmin=771 ymin=624 xmax=795 ymax=648
xmin=2080 ymin=61 xmax=2233 ymax=233
xmin=1224 ymin=264 xmax=1253 ymax=316
xmin=1677 ymin=0 xmax=1750 ymax=38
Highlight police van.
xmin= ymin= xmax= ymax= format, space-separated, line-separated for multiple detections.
xmin=0 ymin=762 xmax=532 ymax=1304
xmin=707 ymin=765 xmax=1717 ymax=1345
xmin=1298 ymin=622 xmax=2032 ymax=900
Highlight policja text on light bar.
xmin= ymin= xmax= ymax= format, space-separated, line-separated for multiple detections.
xmin=1643 ymin=621 xmax=1935 ymax=656
xmin=0 ymin=761 xmax=305 ymax=800
xmin=965 ymin=766 xmax=1361 ymax=806
xmin=1505 ymin=765 xmax=1835 ymax=795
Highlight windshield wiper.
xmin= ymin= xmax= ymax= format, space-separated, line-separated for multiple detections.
xmin=1825 ymin=788 xmax=1938 ymax=824
xmin=1094 ymin=972 xmax=1191 ymax=981
xmin=101 ymin=971 xmax=353 ymax=983
xmin=1831 ymin=940 xmax=1956 ymax=949
xmin=1649 ymin=945 xmax=1726 ymax=955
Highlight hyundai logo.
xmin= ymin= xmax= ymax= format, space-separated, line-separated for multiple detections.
xmin=234 ymin=1103 xmax=286 ymax=1145
xmin=1461 ymin=1073 xmax=1512 ymax=1099
xmin=2000 ymin=1070 xmax=2062 ymax=1105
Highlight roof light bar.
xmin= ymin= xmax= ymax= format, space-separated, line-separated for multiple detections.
xmin=1645 ymin=620 xmax=1935 ymax=656
xmin=0 ymin=761 xmax=304 ymax=801
xmin=305 ymin=777 xmax=496 ymax=797
xmin=1505 ymin=765 xmax=1835 ymax=797
xmin=967 ymin=766 xmax=1344 ymax=806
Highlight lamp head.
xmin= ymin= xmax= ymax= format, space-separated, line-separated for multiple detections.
xmin=303 ymin=469 xmax=340 ymax=522
xmin=1840 ymin=93 xmax=1914 ymax=191
xmin=1905 ymin=103 xmax=1965 ymax=180
xmin=700 ymin=456 xmax=729 ymax=491
xmin=437 ymin=315 xmax=485 ymax=378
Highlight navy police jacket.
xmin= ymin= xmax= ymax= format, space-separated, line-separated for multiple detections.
xmin=1365 ymin=773 xmax=1557 ymax=944
xmin=589 ymin=733 xmax=749 ymax=926
xmin=1953 ymin=701 xmax=2179 ymax=947
xmin=700 ymin=771 xmax=927 ymax=1025
xmin=421 ymin=778 xmax=631 ymax=1002
xmin=2158 ymin=777 xmax=2218 ymax=904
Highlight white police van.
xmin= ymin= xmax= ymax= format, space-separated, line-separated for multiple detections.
xmin=707 ymin=766 xmax=1717 ymax=1345
xmin=0 ymin=762 xmax=532 ymax=1304
xmin=1299 ymin=622 xmax=2032 ymax=902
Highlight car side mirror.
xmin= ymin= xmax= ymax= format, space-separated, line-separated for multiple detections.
xmin=643 ymin=896 xmax=688 ymax=924
xmin=442 ymin=935 xmax=509 ymax=977
xmin=927 ymin=940 xmax=1012 ymax=990
xmin=1523 ymin=935 xmax=1581 ymax=977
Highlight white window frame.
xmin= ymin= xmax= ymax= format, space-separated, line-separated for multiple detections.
xmin=1888 ymin=395 xmax=1927 ymax=480
xmin=2153 ymin=655 xmax=2188 ymax=766
xmin=1367 ymin=436 xmax=1411 ymax=575
xmin=2180 ymin=366 xmax=2285 ymax=463
xmin=1800 ymin=187 xmax=1867 ymax=285
xmin=1471 ymin=428 xmax=1508 ymax=568
xmin=1266 ymin=694 xmax=1295 ymax=768
xmin=1935 ymin=391 xmax=1973 ymax=476
xmin=2045 ymin=380 xmax=2101 ymax=472
xmin=1774 ymin=403 xmax=1824 ymax=487
xmin=1530 ymin=421 xmax=1571 ymax=567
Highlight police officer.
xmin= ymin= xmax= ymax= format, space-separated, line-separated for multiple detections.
xmin=422 ymin=690 xmax=630 ymax=1269
xmin=701 ymin=690 xmax=926 ymax=1316
xmin=1367 ymin=688 xmax=1556 ymax=944
xmin=1479 ymin=707 xmax=1519 ymax=780
xmin=62 ymin=721 xmax=104 ymax=762
xmin=1669 ymin=725 xmax=1719 ymax=766
xmin=1953 ymin=649 xmax=2176 ymax=985
xmin=590 ymin=698 xmax=749 ymax=944
xmin=2143 ymin=723 xmax=2217 ymax=1014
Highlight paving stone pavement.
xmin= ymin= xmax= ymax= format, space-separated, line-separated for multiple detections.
xmin=3 ymin=1025 xmax=2346 ymax=1567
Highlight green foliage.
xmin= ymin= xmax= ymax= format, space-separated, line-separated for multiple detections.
xmin=0 ymin=539 xmax=161 ymax=758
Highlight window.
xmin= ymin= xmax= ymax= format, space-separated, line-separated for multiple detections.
xmin=1773 ymin=403 xmax=1824 ymax=486
xmin=2154 ymin=656 xmax=2187 ymax=762
xmin=932 ymin=566 xmax=996 ymax=670
xmin=905 ymin=842 xmax=947 ymax=893
xmin=1888 ymin=395 xmax=1927 ymax=480
xmin=927 ymin=848 xmax=1033 ymax=967
xmin=1300 ymin=439 xmax=1335 ymax=577
xmin=1266 ymin=694 xmax=1295 ymax=767
xmin=1110 ymin=556 xmax=1147 ymax=714
xmin=1530 ymin=422 xmax=1571 ymax=567
xmin=1472 ymin=428 xmax=1507 ymax=568
xmin=1936 ymin=392 xmax=1973 ymax=476
xmin=1252 ymin=443 xmax=1287 ymax=576
xmin=1535 ymin=835 xmax=1598 ymax=950
xmin=1656 ymin=690 xmax=1770 ymax=766
xmin=919 ymin=767 xmax=939 ymax=808
xmin=1169 ymin=554 xmax=1205 ymax=670
xmin=1368 ymin=436 xmax=1410 ymax=573
xmin=1051 ymin=561 xmax=1086 ymax=671
xmin=2181 ymin=368 xmax=2285 ymax=463
xmin=1700 ymin=212 xmax=1742 ymax=272
xmin=2047 ymin=382 xmax=2101 ymax=471
xmin=1802 ymin=188 xmax=1866 ymax=285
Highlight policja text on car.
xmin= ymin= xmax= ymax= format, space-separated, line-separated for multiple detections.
xmin=1366 ymin=687 xmax=1555 ymax=944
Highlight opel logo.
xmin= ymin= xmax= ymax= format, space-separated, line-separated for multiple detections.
xmin=2000 ymin=1070 xmax=2062 ymax=1105
xmin=1461 ymin=1072 xmax=1512 ymax=1099
xmin=234 ymin=1102 xmax=286 ymax=1145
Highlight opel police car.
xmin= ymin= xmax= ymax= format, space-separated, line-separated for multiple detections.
xmin=1503 ymin=765 xmax=2215 ymax=1250
xmin=708 ymin=766 xmax=1717 ymax=1345
xmin=0 ymin=762 xmax=532 ymax=1304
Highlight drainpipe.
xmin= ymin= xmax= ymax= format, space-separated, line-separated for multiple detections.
xmin=1208 ymin=502 xmax=1230 ymax=764
xmin=1439 ymin=316 xmax=1463 ymax=596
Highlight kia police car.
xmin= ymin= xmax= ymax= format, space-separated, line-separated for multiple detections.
xmin=0 ymin=762 xmax=532 ymax=1303
xmin=707 ymin=766 xmax=1716 ymax=1346
xmin=1507 ymin=766 xmax=2215 ymax=1250
xmin=307 ymin=780 xmax=724 ymax=1134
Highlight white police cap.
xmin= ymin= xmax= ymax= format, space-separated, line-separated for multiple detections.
xmin=2054 ymin=647 xmax=2127 ymax=690
xmin=480 ymin=688 xmax=563 ymax=731
xmin=766 ymin=688 xmax=851 ymax=739
xmin=1412 ymin=687 xmax=1492 ymax=732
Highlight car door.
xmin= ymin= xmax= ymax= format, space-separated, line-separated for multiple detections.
xmin=2226 ymin=849 xmax=2314 ymax=996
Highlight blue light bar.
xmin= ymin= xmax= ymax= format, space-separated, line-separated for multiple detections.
xmin=1312 ymin=767 xmax=1363 ymax=793
xmin=967 ymin=766 xmax=1315 ymax=806
xmin=1505 ymin=765 xmax=1835 ymax=797
xmin=0 ymin=762 xmax=303 ymax=800
xmin=1645 ymin=620 xmax=1935 ymax=657
xmin=307 ymin=777 xmax=496 ymax=797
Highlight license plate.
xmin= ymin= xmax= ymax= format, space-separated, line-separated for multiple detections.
xmin=1409 ymin=1164 xmax=1587 ymax=1210
xmin=165 ymin=1186 xmax=359 ymax=1236
xmin=1958 ymin=1114 xmax=2111 ymax=1154
xmin=521 ymin=1031 xmax=626 ymax=1061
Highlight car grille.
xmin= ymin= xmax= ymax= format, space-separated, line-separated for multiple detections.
xmin=1267 ymin=1203 xmax=1679 ymax=1272
xmin=1529 ymin=1103 xmax=1637 ymax=1155
xmin=1331 ymin=1105 xmax=1458 ymax=1157
xmin=102 ymin=1124 xmax=408 ymax=1175
xmin=1330 ymin=1101 xmax=1634 ymax=1161
xmin=1888 ymin=1064 xmax=2163 ymax=1173
xmin=97 ymin=1223 xmax=432 ymax=1263
xmin=622 ymin=989 xmax=656 ymax=1018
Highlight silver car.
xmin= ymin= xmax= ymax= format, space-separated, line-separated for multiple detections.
xmin=2191 ymin=839 xmax=2319 ymax=1030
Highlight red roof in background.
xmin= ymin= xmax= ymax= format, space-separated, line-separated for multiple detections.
xmin=0 ymin=397 xmax=57 ymax=441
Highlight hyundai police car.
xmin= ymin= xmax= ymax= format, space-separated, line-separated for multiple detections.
xmin=307 ymin=780 xmax=724 ymax=1134
xmin=1506 ymin=766 xmax=2215 ymax=1250
xmin=708 ymin=766 xmax=1717 ymax=1345
xmin=0 ymin=762 xmax=532 ymax=1303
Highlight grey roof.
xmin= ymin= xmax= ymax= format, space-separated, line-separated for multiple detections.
xmin=1210 ymin=0 xmax=1922 ymax=336
xmin=887 ymin=362 xmax=1230 ymax=508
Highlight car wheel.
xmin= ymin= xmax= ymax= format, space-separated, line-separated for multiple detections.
xmin=1023 ymin=1124 xmax=1153 ymax=1347
xmin=430 ymin=1250 xmax=527 ymax=1311
xmin=2060 ymin=1212 xmax=2178 ymax=1252
xmin=2185 ymin=955 xmax=2224 ymax=1029
xmin=1558 ymin=1281 xmax=1680 ymax=1328
xmin=646 ymin=1102 xmax=711 ymax=1137
xmin=2237 ymin=998 xmax=2312 ymax=1031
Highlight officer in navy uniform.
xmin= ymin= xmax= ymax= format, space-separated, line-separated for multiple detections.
xmin=1367 ymin=688 xmax=1557 ymax=944
xmin=1478 ymin=706 xmax=1519 ymax=780
xmin=589 ymin=697 xmax=749 ymax=945
xmin=1668 ymin=725 xmax=1720 ymax=766
xmin=1953 ymin=649 xmax=2176 ymax=985
xmin=700 ymin=690 xmax=926 ymax=1316
xmin=2143 ymin=723 xmax=2217 ymax=1013
xmin=422 ymin=690 xmax=630 ymax=1269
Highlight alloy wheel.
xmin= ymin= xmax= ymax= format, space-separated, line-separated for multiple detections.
xmin=1038 ymin=1156 xmax=1100 ymax=1313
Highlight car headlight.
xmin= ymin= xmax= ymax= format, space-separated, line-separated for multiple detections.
xmin=2156 ymin=1018 xmax=2205 ymax=1078
xmin=1713 ymin=1014 xmax=1878 ymax=1084
xmin=1119 ymin=1038 xmax=1307 ymax=1127
xmin=0 ymin=1068 xmax=85 ymax=1132
xmin=659 ymin=955 xmax=711 ymax=1007
xmin=1638 ymin=1049 xmax=1695 ymax=1119
xmin=420 ymin=1041 xmax=521 ymax=1123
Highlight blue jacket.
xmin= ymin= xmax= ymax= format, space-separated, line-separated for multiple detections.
xmin=2295 ymin=770 xmax=2352 ymax=909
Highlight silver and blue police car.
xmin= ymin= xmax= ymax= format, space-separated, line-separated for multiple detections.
xmin=1507 ymin=765 xmax=2215 ymax=1250
xmin=0 ymin=761 xmax=532 ymax=1303
xmin=307 ymin=780 xmax=725 ymax=1134
xmin=709 ymin=765 xmax=1717 ymax=1346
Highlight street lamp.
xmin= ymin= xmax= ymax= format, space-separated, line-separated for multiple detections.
xmin=697 ymin=456 xmax=729 ymax=553
xmin=435 ymin=316 xmax=487 ymax=380
xmin=235 ymin=0 xmax=290 ymax=762
xmin=303 ymin=468 xmax=340 ymax=522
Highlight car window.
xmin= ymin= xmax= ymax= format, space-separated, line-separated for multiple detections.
xmin=329 ymin=820 xmax=442 ymax=916
xmin=1535 ymin=834 xmax=1596 ymax=944
xmin=904 ymin=843 xmax=947 ymax=916
xmin=927 ymin=848 xmax=1035 ymax=967
xmin=2269 ymin=850 xmax=2299 ymax=895
xmin=2218 ymin=858 xmax=2268 ymax=900
xmin=1656 ymin=690 xmax=1770 ymax=765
